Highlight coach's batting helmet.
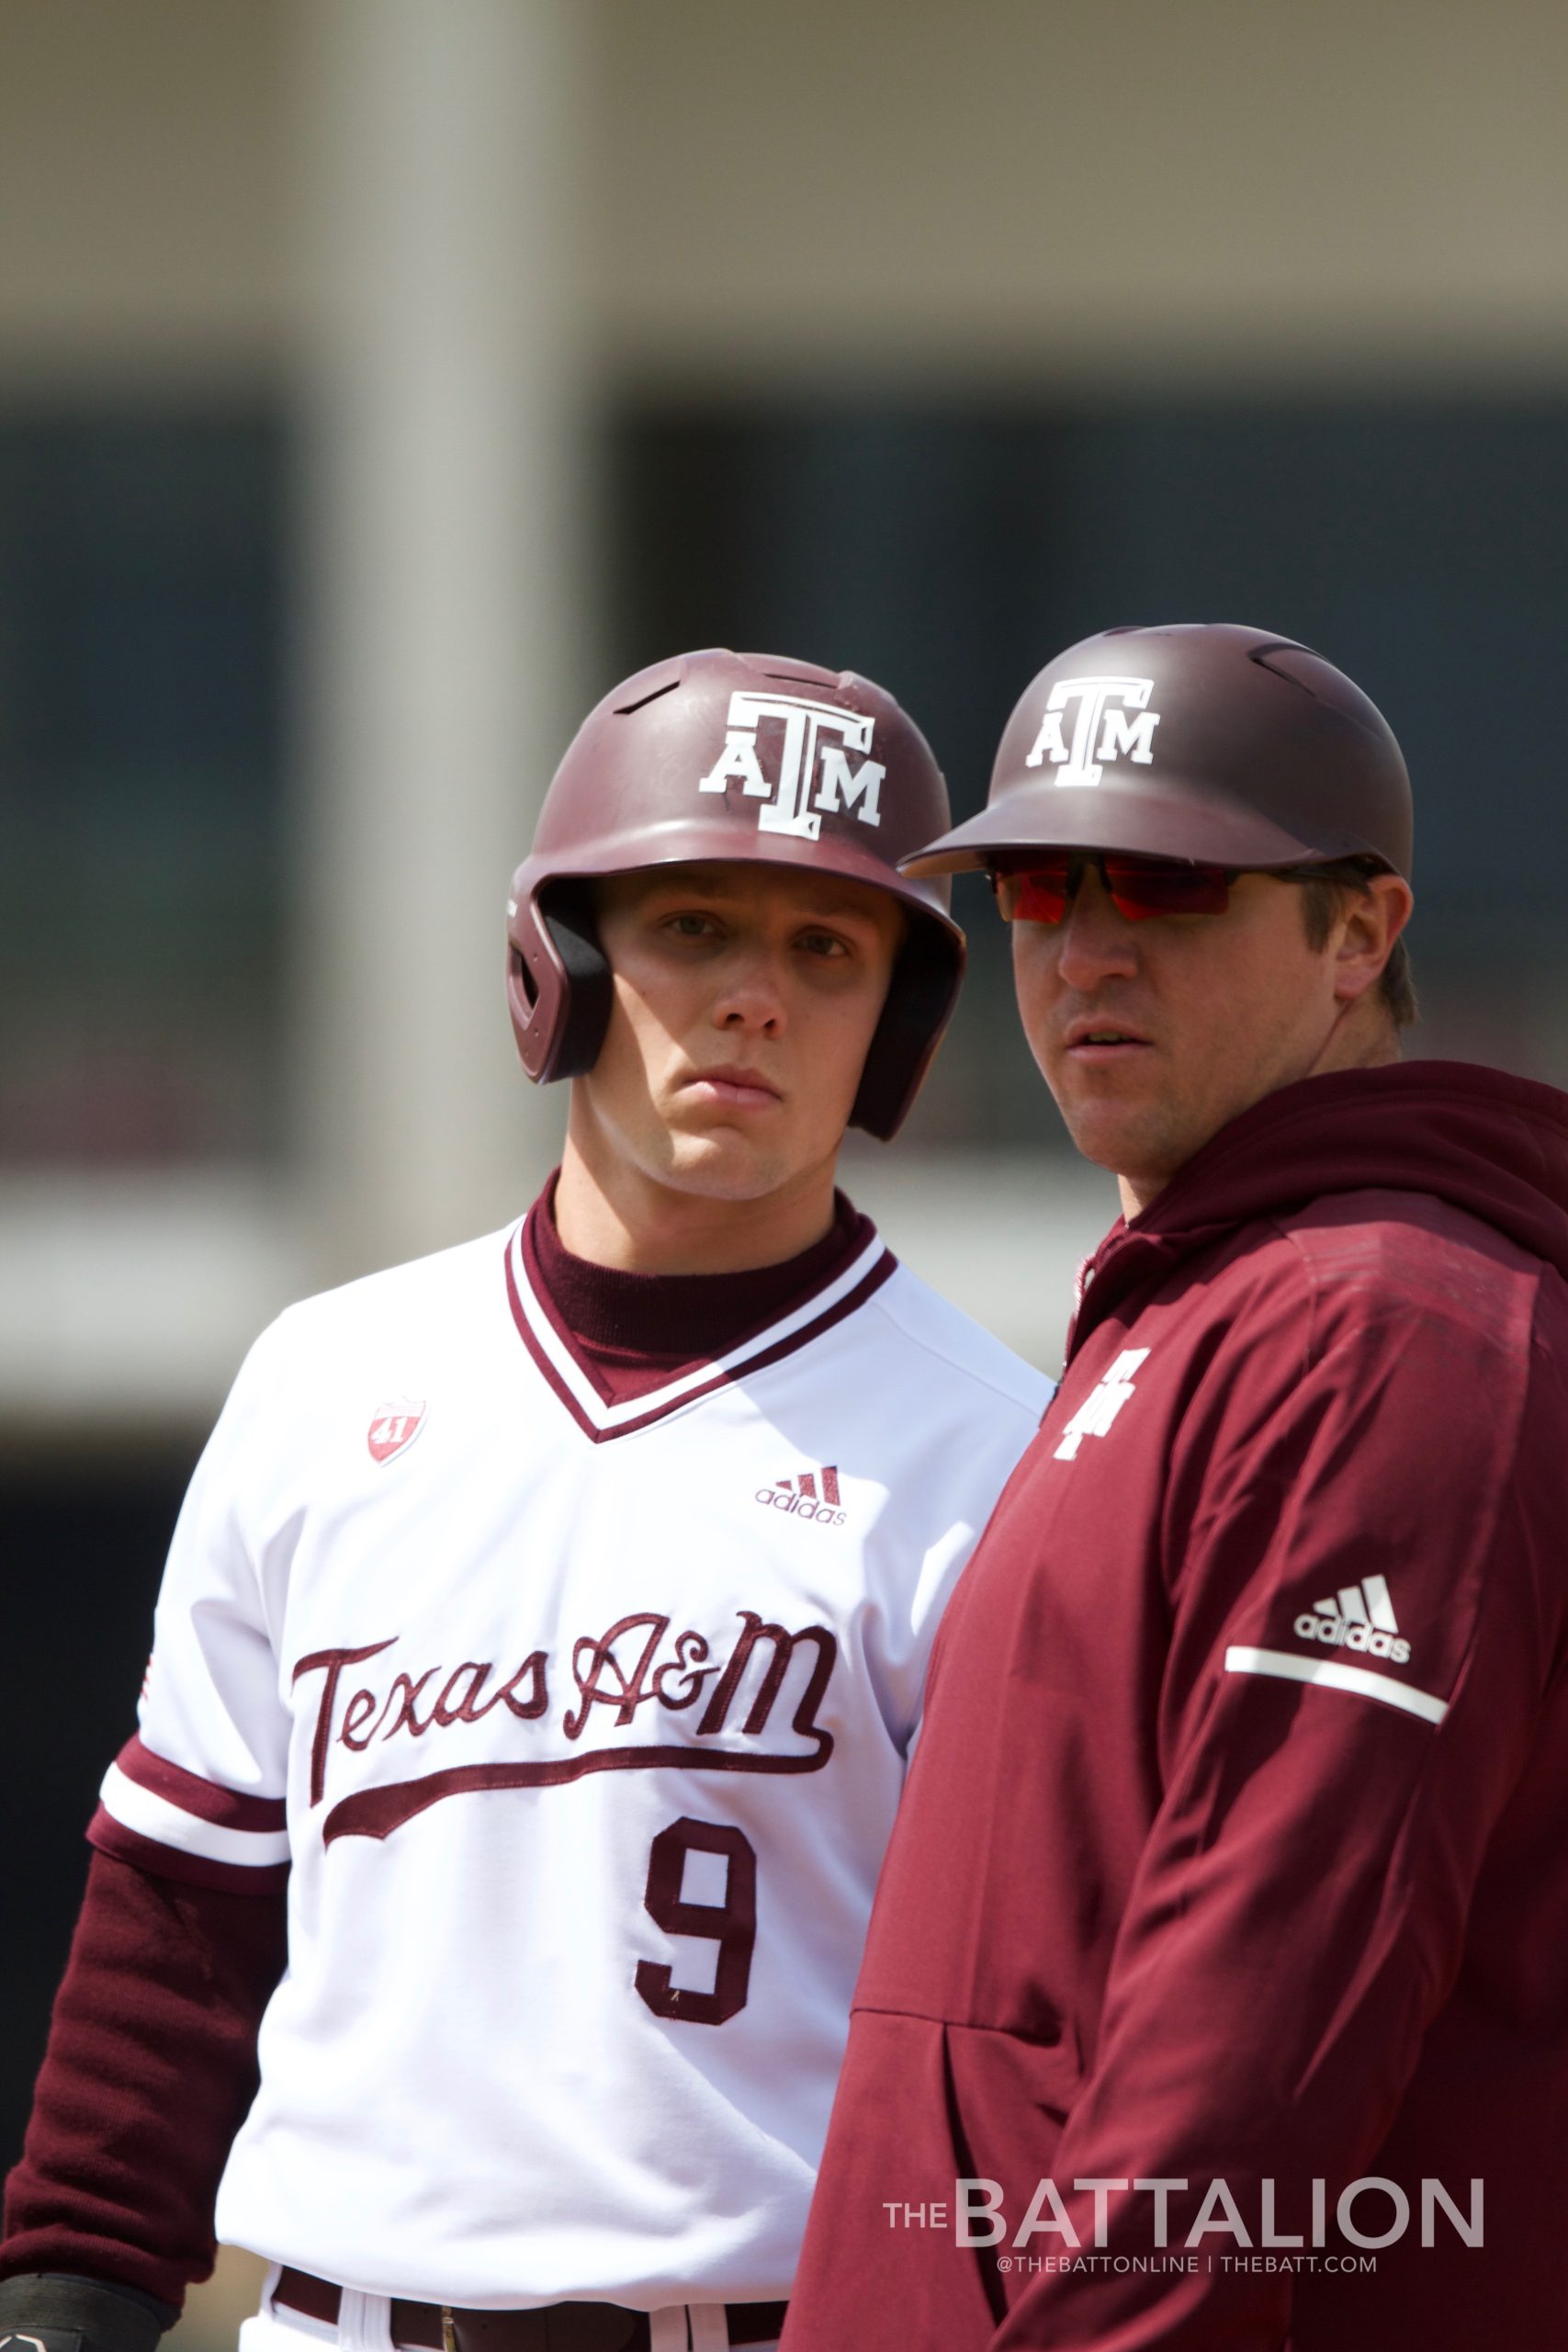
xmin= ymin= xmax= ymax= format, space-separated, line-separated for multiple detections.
xmin=900 ymin=623 xmax=1413 ymax=881
xmin=506 ymin=649 xmax=964 ymax=1139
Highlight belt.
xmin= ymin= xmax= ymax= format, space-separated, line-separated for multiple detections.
xmin=274 ymin=2267 xmax=788 ymax=2352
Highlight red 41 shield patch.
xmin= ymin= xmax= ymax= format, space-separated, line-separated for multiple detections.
xmin=367 ymin=1396 xmax=427 ymax=1464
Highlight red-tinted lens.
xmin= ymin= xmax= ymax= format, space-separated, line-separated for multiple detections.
xmin=1100 ymin=857 xmax=1231 ymax=919
xmin=995 ymin=854 xmax=1233 ymax=923
xmin=994 ymin=860 xmax=1071 ymax=922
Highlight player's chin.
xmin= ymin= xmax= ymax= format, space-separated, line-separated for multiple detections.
xmin=660 ymin=1130 xmax=795 ymax=1201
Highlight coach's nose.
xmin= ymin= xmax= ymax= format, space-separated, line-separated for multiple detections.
xmin=1050 ymin=865 xmax=1140 ymax=990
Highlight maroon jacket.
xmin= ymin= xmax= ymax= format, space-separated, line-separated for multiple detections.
xmin=784 ymin=1062 xmax=1568 ymax=2352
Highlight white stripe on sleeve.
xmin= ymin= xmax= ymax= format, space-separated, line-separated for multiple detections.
xmin=1224 ymin=1645 xmax=1449 ymax=1725
xmin=100 ymin=1760 xmax=294 ymax=1867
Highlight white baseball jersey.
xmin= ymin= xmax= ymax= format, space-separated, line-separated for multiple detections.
xmin=91 ymin=1206 xmax=1050 ymax=2311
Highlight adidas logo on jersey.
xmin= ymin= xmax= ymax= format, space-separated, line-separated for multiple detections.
xmin=1293 ymin=1575 xmax=1411 ymax=1665
xmin=755 ymin=1464 xmax=847 ymax=1526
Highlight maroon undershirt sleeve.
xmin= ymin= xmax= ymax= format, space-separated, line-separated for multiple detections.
xmin=2 ymin=1850 xmax=288 ymax=2310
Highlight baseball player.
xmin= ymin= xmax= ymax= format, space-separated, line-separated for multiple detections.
xmin=784 ymin=625 xmax=1568 ymax=2349
xmin=0 ymin=650 xmax=1051 ymax=2352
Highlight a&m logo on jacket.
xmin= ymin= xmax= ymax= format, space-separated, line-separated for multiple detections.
xmin=1053 ymin=1348 xmax=1150 ymax=1461
xmin=1025 ymin=674 xmax=1161 ymax=788
xmin=698 ymin=689 xmax=885 ymax=841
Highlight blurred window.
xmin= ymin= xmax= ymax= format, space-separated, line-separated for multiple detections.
xmin=0 ymin=411 xmax=288 ymax=1165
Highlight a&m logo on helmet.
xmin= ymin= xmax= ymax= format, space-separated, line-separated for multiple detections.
xmin=1025 ymin=673 xmax=1161 ymax=788
xmin=698 ymin=689 xmax=884 ymax=842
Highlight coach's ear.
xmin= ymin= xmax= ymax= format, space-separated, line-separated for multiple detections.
xmin=1331 ymin=870 xmax=1414 ymax=1006
xmin=0 ymin=2273 xmax=178 ymax=2352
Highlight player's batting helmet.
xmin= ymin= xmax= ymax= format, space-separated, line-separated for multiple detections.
xmin=507 ymin=648 xmax=964 ymax=1140
xmin=900 ymin=622 xmax=1413 ymax=880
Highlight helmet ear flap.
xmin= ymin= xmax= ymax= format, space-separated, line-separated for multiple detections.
xmin=506 ymin=882 xmax=615 ymax=1082
xmin=850 ymin=917 xmax=965 ymax=1141
xmin=542 ymin=887 xmax=615 ymax=1078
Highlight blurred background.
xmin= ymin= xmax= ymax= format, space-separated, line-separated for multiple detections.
xmin=6 ymin=0 xmax=1568 ymax=2337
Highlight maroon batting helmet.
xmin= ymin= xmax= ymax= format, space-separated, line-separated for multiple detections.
xmin=901 ymin=623 xmax=1413 ymax=880
xmin=506 ymin=648 xmax=964 ymax=1139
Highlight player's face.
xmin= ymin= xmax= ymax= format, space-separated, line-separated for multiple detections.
xmin=1010 ymin=861 xmax=1407 ymax=1214
xmin=575 ymin=862 xmax=904 ymax=1205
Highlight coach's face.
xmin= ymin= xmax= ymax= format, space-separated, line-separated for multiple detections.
xmin=1011 ymin=862 xmax=1411 ymax=1216
xmin=578 ymin=863 xmax=903 ymax=1204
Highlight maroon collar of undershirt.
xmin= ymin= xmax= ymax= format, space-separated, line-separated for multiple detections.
xmin=524 ymin=1171 xmax=878 ymax=1403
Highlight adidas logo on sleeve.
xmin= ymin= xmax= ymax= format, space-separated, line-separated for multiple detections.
xmin=1293 ymin=1575 xmax=1411 ymax=1665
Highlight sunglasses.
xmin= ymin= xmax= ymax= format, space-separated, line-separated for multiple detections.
xmin=989 ymin=851 xmax=1330 ymax=925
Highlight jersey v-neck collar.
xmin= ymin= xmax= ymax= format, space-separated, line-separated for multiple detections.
xmin=502 ymin=1195 xmax=897 ymax=1442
